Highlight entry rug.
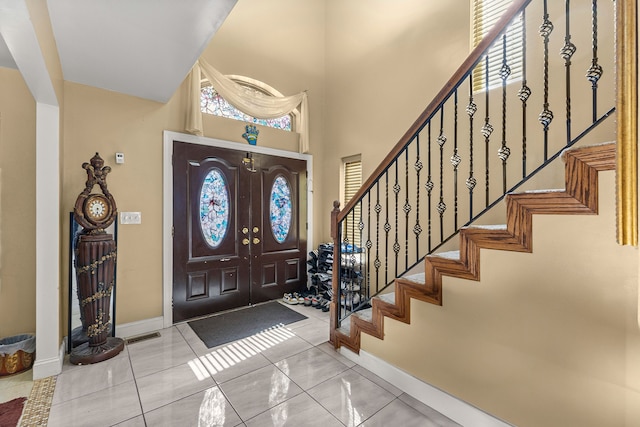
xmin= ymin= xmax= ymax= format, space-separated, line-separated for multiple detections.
xmin=189 ymin=301 xmax=307 ymax=348
xmin=0 ymin=397 xmax=26 ymax=427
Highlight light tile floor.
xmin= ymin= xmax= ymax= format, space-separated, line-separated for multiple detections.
xmin=3 ymin=302 xmax=461 ymax=426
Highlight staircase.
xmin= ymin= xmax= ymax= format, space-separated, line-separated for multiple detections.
xmin=332 ymin=141 xmax=615 ymax=353
xmin=324 ymin=1 xmax=638 ymax=425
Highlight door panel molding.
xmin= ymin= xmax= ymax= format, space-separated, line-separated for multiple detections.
xmin=163 ymin=131 xmax=313 ymax=327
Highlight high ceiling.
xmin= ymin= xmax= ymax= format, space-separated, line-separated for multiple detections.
xmin=0 ymin=0 xmax=237 ymax=103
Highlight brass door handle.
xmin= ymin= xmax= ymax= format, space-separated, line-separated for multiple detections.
xmin=253 ymin=226 xmax=259 ymax=233
xmin=253 ymin=237 xmax=260 ymax=244
xmin=242 ymin=238 xmax=250 ymax=245
xmin=242 ymin=227 xmax=249 ymax=235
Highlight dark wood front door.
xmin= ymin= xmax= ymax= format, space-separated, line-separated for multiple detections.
xmin=172 ymin=141 xmax=307 ymax=322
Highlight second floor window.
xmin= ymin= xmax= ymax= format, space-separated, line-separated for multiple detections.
xmin=472 ymin=0 xmax=523 ymax=91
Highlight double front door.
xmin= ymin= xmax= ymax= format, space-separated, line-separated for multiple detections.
xmin=173 ymin=141 xmax=307 ymax=322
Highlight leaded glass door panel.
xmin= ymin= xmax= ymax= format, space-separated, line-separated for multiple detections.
xmin=250 ymin=153 xmax=307 ymax=304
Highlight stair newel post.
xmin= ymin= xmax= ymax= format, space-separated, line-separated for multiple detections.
xmin=329 ymin=200 xmax=341 ymax=347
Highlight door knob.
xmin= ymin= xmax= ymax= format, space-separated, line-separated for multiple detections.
xmin=253 ymin=237 xmax=260 ymax=244
xmin=253 ymin=227 xmax=259 ymax=233
xmin=242 ymin=238 xmax=250 ymax=245
xmin=242 ymin=227 xmax=249 ymax=235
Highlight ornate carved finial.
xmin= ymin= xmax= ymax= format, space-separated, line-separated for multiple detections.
xmin=82 ymin=152 xmax=112 ymax=195
xmin=333 ymin=200 xmax=341 ymax=211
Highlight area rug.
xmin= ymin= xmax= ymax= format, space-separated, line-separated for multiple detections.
xmin=188 ymin=301 xmax=307 ymax=348
xmin=0 ymin=397 xmax=26 ymax=427
xmin=19 ymin=376 xmax=57 ymax=427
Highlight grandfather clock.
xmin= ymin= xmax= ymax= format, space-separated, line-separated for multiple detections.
xmin=70 ymin=153 xmax=124 ymax=365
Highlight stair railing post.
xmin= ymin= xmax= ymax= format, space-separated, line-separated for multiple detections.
xmin=330 ymin=200 xmax=341 ymax=346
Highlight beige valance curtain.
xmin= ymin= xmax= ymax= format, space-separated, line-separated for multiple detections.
xmin=186 ymin=59 xmax=309 ymax=153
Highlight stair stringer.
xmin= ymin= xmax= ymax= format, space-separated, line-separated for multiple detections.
xmin=332 ymin=142 xmax=616 ymax=353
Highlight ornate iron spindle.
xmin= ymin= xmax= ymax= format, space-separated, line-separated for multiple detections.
xmin=482 ymin=55 xmax=493 ymax=207
xmin=414 ymin=135 xmax=422 ymax=263
xmin=374 ymin=183 xmax=381 ymax=288
xmin=393 ymin=161 xmax=400 ymax=278
xmin=452 ymin=89 xmax=460 ymax=231
xmin=366 ymin=192 xmax=372 ymax=297
xmin=467 ymin=76 xmax=477 ymax=222
xmin=587 ymin=0 xmax=603 ymax=122
xmin=384 ymin=171 xmax=390 ymax=285
xmin=438 ymin=108 xmax=447 ymax=243
xmin=404 ymin=148 xmax=410 ymax=270
xmin=499 ymin=34 xmax=511 ymax=193
xmin=519 ymin=10 xmax=530 ymax=178
xmin=539 ymin=0 xmax=554 ymax=160
xmin=426 ymin=122 xmax=433 ymax=253
xmin=561 ymin=0 xmax=576 ymax=144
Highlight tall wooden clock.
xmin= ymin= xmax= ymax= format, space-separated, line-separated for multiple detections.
xmin=70 ymin=153 xmax=124 ymax=365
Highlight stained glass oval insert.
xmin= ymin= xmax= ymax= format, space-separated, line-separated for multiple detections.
xmin=270 ymin=175 xmax=292 ymax=243
xmin=200 ymin=169 xmax=230 ymax=248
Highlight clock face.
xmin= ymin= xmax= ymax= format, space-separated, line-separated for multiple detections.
xmin=84 ymin=194 xmax=110 ymax=222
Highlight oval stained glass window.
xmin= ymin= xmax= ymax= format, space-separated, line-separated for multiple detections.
xmin=200 ymin=169 xmax=230 ymax=248
xmin=270 ymin=175 xmax=292 ymax=243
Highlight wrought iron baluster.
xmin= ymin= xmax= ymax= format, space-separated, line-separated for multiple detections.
xmin=561 ymin=0 xmax=576 ymax=144
xmin=499 ymin=34 xmax=511 ymax=193
xmin=393 ymin=161 xmax=400 ymax=279
xmin=452 ymin=89 xmax=460 ymax=231
xmin=519 ymin=10 xmax=530 ymax=178
xmin=587 ymin=0 xmax=603 ymax=122
xmin=426 ymin=122 xmax=433 ymax=253
xmin=438 ymin=108 xmax=447 ymax=243
xmin=467 ymin=76 xmax=477 ymax=222
xmin=384 ymin=171 xmax=390 ymax=285
xmin=414 ymin=135 xmax=422 ymax=263
xmin=366 ymin=192 xmax=372 ymax=297
xmin=404 ymin=148 xmax=410 ymax=270
xmin=374 ymin=184 xmax=381 ymax=289
xmin=482 ymin=55 xmax=493 ymax=207
xmin=539 ymin=0 xmax=554 ymax=160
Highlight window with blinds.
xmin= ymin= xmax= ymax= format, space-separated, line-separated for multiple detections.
xmin=472 ymin=0 xmax=523 ymax=91
xmin=342 ymin=157 xmax=362 ymax=247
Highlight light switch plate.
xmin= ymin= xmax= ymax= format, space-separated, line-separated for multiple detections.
xmin=115 ymin=152 xmax=125 ymax=164
xmin=120 ymin=212 xmax=141 ymax=224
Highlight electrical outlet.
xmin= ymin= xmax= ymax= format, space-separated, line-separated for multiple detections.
xmin=120 ymin=212 xmax=141 ymax=224
xmin=115 ymin=152 xmax=125 ymax=164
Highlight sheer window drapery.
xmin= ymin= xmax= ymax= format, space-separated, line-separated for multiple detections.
xmin=186 ymin=59 xmax=309 ymax=153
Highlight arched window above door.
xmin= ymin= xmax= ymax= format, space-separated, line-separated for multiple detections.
xmin=200 ymin=76 xmax=293 ymax=131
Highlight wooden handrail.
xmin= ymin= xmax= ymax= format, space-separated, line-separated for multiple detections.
xmin=337 ymin=0 xmax=532 ymax=222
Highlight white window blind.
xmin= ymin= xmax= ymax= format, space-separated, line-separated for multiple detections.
xmin=343 ymin=158 xmax=362 ymax=246
xmin=472 ymin=0 xmax=523 ymax=91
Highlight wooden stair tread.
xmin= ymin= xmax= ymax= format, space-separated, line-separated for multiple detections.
xmin=331 ymin=142 xmax=616 ymax=353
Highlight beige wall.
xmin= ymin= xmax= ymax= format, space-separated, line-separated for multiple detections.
xmin=362 ymin=172 xmax=640 ymax=426
xmin=322 ymin=1 xmax=471 ymax=237
xmin=0 ymin=68 xmax=36 ymax=337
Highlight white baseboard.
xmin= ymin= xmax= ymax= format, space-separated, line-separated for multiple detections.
xmin=115 ymin=316 xmax=165 ymax=339
xmin=33 ymin=342 xmax=64 ymax=380
xmin=339 ymin=347 xmax=513 ymax=427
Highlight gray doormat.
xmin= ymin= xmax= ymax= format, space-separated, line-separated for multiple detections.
xmin=188 ymin=301 xmax=307 ymax=348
